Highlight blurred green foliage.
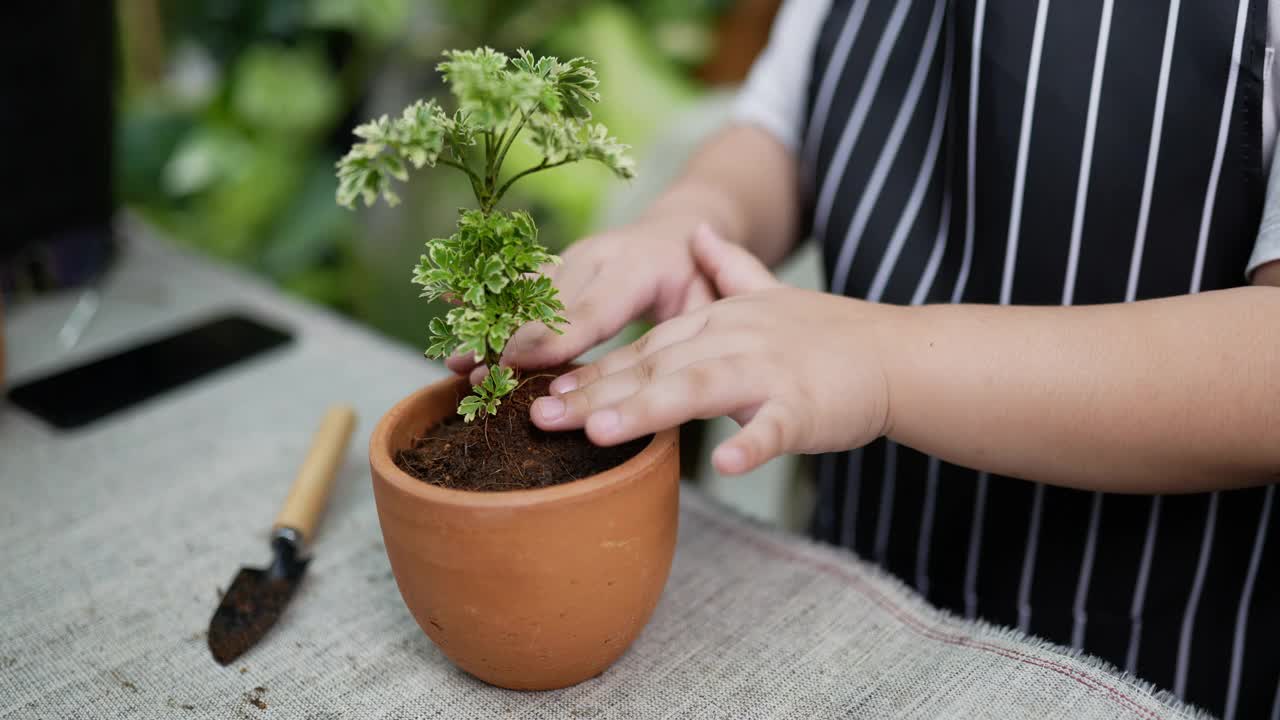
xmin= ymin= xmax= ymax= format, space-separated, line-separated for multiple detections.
xmin=115 ymin=0 xmax=723 ymax=345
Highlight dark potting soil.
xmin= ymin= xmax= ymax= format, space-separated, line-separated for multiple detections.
xmin=395 ymin=369 xmax=651 ymax=491
xmin=208 ymin=574 xmax=298 ymax=666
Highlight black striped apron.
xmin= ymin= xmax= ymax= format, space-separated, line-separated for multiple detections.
xmin=802 ymin=1 xmax=1278 ymax=716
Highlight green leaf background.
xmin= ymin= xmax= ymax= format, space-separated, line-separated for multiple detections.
xmin=116 ymin=0 xmax=711 ymax=345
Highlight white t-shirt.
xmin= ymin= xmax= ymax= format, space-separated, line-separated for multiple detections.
xmin=733 ymin=0 xmax=1280 ymax=277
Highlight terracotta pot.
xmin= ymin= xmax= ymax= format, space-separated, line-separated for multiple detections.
xmin=369 ymin=373 xmax=680 ymax=690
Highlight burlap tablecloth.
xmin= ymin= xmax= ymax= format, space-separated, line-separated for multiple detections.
xmin=0 ymin=230 xmax=1208 ymax=719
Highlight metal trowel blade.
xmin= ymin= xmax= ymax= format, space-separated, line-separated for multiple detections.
xmin=207 ymin=543 xmax=309 ymax=665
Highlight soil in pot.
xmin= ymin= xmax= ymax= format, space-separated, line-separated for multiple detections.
xmin=395 ymin=367 xmax=651 ymax=491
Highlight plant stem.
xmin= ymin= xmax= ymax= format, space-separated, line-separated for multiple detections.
xmin=487 ymin=130 xmax=499 ymax=186
xmin=491 ymin=158 xmax=573 ymax=208
xmin=477 ymin=130 xmax=505 ymax=213
xmin=440 ymin=158 xmax=483 ymax=187
xmin=494 ymin=111 xmax=529 ymax=179
xmin=441 ymin=159 xmax=486 ymax=208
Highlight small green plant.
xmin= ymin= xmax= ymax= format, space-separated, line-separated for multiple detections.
xmin=336 ymin=47 xmax=634 ymax=421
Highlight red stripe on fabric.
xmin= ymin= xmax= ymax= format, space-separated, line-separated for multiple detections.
xmin=687 ymin=504 xmax=1166 ymax=720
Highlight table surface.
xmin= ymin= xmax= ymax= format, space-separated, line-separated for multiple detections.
xmin=0 ymin=227 xmax=1205 ymax=719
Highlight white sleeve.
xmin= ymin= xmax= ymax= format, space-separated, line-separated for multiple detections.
xmin=1248 ymin=134 xmax=1280 ymax=279
xmin=730 ymin=0 xmax=833 ymax=152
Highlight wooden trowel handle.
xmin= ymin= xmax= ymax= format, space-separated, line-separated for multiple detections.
xmin=273 ymin=405 xmax=357 ymax=545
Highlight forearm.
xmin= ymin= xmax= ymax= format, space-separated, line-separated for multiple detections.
xmin=877 ymin=287 xmax=1280 ymax=493
xmin=643 ymin=124 xmax=800 ymax=267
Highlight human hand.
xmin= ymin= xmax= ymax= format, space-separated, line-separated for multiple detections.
xmin=528 ymin=227 xmax=895 ymax=475
xmin=445 ymin=211 xmax=725 ymax=382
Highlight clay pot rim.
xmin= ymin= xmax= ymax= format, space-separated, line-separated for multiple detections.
xmin=369 ymin=373 xmax=678 ymax=510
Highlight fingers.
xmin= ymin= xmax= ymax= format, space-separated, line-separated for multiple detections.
xmin=534 ymin=365 xmax=653 ymax=428
xmin=442 ymin=257 xmax=581 ymax=377
xmin=502 ymin=266 xmax=658 ymax=370
xmin=449 ymin=226 xmax=761 ymax=377
xmin=446 ymin=350 xmax=479 ymax=376
xmin=712 ymin=402 xmax=796 ymax=475
xmin=534 ymin=358 xmax=765 ymax=447
xmin=548 ymin=312 xmax=708 ymax=394
xmin=494 ymin=259 xmax=593 ymax=368
xmin=537 ymin=337 xmax=727 ymax=428
xmin=678 ymin=275 xmax=716 ymax=316
xmin=587 ymin=359 xmax=763 ymax=446
xmin=446 ymin=250 xmax=666 ymax=377
xmin=503 ymin=296 xmax=623 ymax=369
xmin=652 ymin=270 xmax=712 ymax=320
xmin=442 ymin=358 xmax=490 ymax=384
xmin=691 ymin=223 xmax=782 ymax=297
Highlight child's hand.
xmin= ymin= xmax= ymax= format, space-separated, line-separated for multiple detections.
xmin=530 ymin=227 xmax=895 ymax=475
xmin=446 ymin=211 xmax=721 ymax=380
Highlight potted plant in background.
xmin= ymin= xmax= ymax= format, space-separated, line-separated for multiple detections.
xmin=340 ymin=47 xmax=680 ymax=691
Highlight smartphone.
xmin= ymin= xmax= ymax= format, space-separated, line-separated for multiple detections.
xmin=7 ymin=312 xmax=293 ymax=429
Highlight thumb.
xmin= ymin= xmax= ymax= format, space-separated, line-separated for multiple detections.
xmin=691 ymin=223 xmax=782 ymax=298
xmin=712 ymin=402 xmax=795 ymax=475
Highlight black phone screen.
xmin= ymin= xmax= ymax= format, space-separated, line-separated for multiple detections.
xmin=6 ymin=312 xmax=293 ymax=429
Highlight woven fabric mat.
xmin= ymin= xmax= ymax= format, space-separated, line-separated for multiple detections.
xmin=0 ymin=231 xmax=1207 ymax=719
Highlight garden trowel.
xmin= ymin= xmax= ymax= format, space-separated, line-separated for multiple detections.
xmin=207 ymin=405 xmax=357 ymax=665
